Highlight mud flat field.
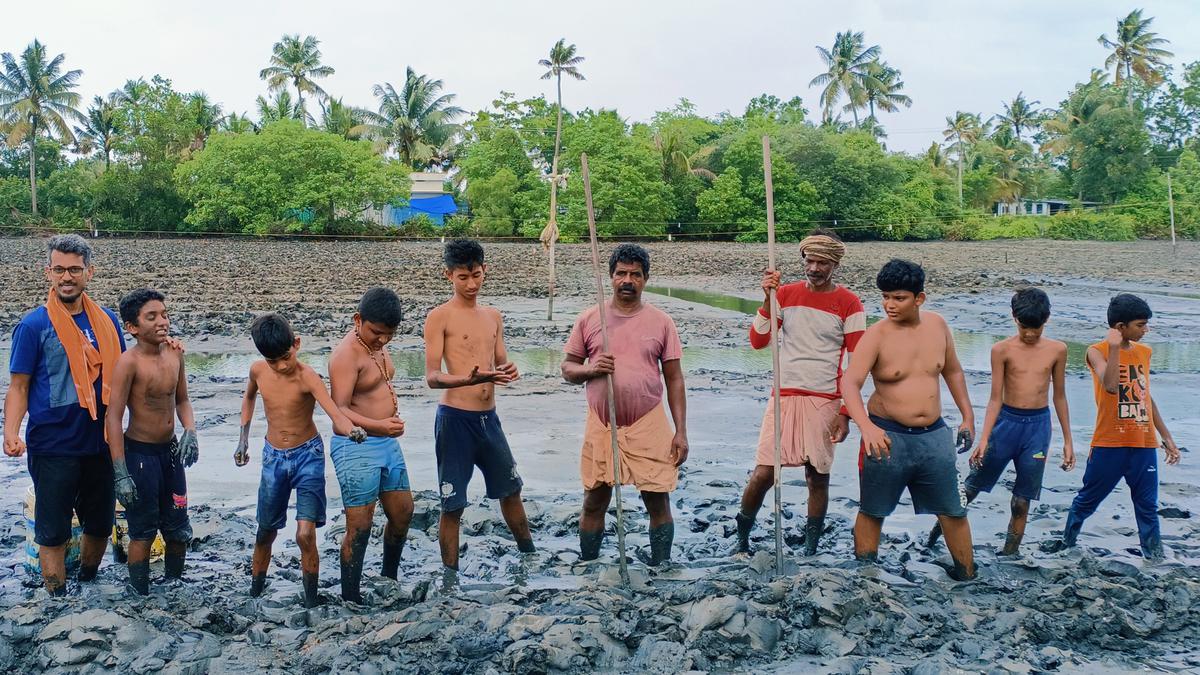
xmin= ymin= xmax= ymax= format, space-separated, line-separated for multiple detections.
xmin=0 ymin=237 xmax=1198 ymax=673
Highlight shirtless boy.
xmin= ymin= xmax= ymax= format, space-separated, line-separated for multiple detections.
xmin=328 ymin=288 xmax=413 ymax=602
xmin=927 ymin=287 xmax=1074 ymax=556
xmin=105 ymin=289 xmax=198 ymax=596
xmin=424 ymin=239 xmax=534 ymax=571
xmin=841 ymin=259 xmax=977 ymax=580
xmin=235 ymin=313 xmax=366 ymax=607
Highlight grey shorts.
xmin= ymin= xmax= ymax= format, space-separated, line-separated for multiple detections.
xmin=858 ymin=415 xmax=967 ymax=518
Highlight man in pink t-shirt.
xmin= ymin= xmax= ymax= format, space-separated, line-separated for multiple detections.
xmin=562 ymin=244 xmax=688 ymax=566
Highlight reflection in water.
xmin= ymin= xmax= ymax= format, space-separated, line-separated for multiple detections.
xmin=646 ymin=286 xmax=1200 ymax=374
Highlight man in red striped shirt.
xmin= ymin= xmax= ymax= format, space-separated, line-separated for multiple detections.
xmin=735 ymin=229 xmax=866 ymax=556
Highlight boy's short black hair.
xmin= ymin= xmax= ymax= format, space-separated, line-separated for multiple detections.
xmin=444 ymin=239 xmax=485 ymax=270
xmin=250 ymin=313 xmax=295 ymax=359
xmin=608 ymin=243 xmax=651 ymax=277
xmin=119 ymin=288 xmax=166 ymax=326
xmin=358 ymin=287 xmax=403 ymax=328
xmin=875 ymin=259 xmax=925 ymax=295
xmin=1011 ymin=287 xmax=1051 ymax=328
xmin=1107 ymin=293 xmax=1152 ymax=327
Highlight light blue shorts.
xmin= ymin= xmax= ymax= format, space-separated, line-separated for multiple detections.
xmin=330 ymin=435 xmax=410 ymax=508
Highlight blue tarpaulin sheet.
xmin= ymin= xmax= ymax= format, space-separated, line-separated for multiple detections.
xmin=388 ymin=194 xmax=458 ymax=226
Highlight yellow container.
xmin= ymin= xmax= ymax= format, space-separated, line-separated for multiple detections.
xmin=23 ymin=485 xmax=82 ymax=575
xmin=112 ymin=506 xmax=167 ymax=563
xmin=22 ymin=485 xmax=166 ymax=575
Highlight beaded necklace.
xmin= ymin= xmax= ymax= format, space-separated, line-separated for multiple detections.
xmin=356 ymin=329 xmax=397 ymax=416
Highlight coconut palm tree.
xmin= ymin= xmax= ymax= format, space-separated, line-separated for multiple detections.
xmin=74 ymin=94 xmax=121 ymax=168
xmin=355 ymin=67 xmax=464 ymax=169
xmin=256 ymin=90 xmax=305 ymax=127
xmin=220 ymin=112 xmax=255 ymax=134
xmin=654 ymin=129 xmax=716 ymax=182
xmin=259 ymin=34 xmax=335 ymax=122
xmin=850 ymin=61 xmax=911 ymax=120
xmin=923 ymin=141 xmax=947 ymax=170
xmin=1040 ymin=75 xmax=1117 ymax=192
xmin=809 ymin=31 xmax=882 ymax=127
xmin=994 ymin=93 xmax=1041 ymax=144
xmin=537 ymin=38 xmax=585 ymax=320
xmin=319 ymin=97 xmax=366 ymax=140
xmin=943 ymin=111 xmax=983 ymax=208
xmin=185 ymin=92 xmax=223 ymax=151
xmin=1098 ymin=9 xmax=1173 ymax=87
xmin=989 ymin=128 xmax=1030 ymax=206
xmin=0 ymin=40 xmax=85 ymax=215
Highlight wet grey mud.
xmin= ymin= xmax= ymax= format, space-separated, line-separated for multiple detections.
xmin=0 ymin=238 xmax=1198 ymax=673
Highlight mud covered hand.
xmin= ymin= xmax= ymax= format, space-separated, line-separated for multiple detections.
xmin=234 ymin=440 xmax=249 ymax=467
xmin=164 ymin=336 xmax=187 ymax=353
xmin=1061 ymin=443 xmax=1076 ymax=471
xmin=179 ymin=429 xmax=199 ymax=467
xmin=1105 ymin=328 xmax=1124 ymax=348
xmin=113 ymin=459 xmax=138 ymax=507
xmin=466 ymin=365 xmax=515 ymax=386
xmin=955 ymin=427 xmax=974 ymax=454
xmin=349 ymin=426 xmax=368 ymax=443
xmin=861 ymin=423 xmax=892 ymax=460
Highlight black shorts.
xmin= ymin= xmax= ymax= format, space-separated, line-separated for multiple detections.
xmin=27 ymin=453 xmax=115 ymax=547
xmin=858 ymin=415 xmax=968 ymax=518
xmin=125 ymin=437 xmax=192 ymax=543
xmin=434 ymin=405 xmax=523 ymax=512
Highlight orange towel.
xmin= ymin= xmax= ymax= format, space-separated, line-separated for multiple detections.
xmin=580 ymin=403 xmax=678 ymax=493
xmin=45 ymin=290 xmax=122 ymax=420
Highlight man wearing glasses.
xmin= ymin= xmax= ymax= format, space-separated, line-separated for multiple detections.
xmin=3 ymin=235 xmax=126 ymax=595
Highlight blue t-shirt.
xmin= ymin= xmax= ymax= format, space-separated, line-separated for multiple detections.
xmin=8 ymin=306 xmax=126 ymax=456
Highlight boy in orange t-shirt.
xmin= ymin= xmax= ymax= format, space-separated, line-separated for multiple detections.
xmin=1059 ymin=294 xmax=1181 ymax=559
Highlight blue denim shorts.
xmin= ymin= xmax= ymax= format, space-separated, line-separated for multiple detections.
xmin=257 ymin=434 xmax=327 ymax=530
xmin=965 ymin=405 xmax=1051 ymax=501
xmin=330 ymin=434 xmax=410 ymax=508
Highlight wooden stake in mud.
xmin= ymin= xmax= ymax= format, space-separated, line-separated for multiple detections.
xmin=539 ymin=165 xmax=562 ymax=321
xmin=581 ymin=153 xmax=630 ymax=585
xmin=762 ymin=136 xmax=784 ymax=575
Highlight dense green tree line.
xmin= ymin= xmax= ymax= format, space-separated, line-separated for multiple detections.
xmin=2 ymin=12 xmax=1200 ymax=240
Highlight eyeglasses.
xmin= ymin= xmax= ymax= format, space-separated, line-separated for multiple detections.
xmin=49 ymin=266 xmax=87 ymax=277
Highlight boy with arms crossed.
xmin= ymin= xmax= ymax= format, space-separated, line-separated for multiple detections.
xmin=106 ymin=289 xmax=198 ymax=596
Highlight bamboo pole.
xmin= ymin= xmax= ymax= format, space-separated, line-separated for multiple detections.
xmin=581 ymin=153 xmax=629 ymax=585
xmin=762 ymin=136 xmax=784 ymax=576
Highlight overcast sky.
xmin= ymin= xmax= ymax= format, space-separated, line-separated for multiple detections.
xmin=4 ymin=0 xmax=1199 ymax=154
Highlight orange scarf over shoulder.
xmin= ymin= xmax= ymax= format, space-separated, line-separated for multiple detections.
xmin=45 ymin=289 xmax=122 ymax=420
